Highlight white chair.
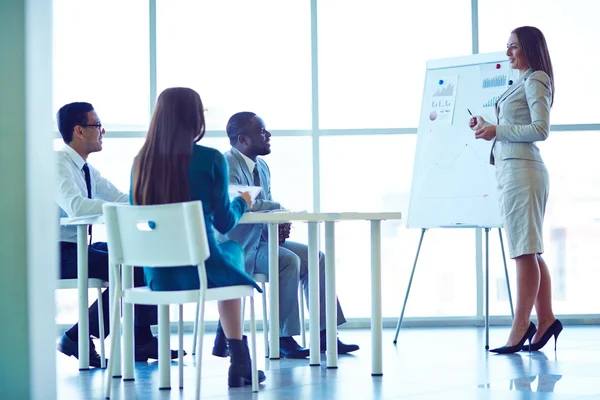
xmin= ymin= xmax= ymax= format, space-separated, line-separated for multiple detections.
xmin=102 ymin=201 xmax=259 ymax=399
xmin=192 ymin=273 xmax=307 ymax=358
xmin=56 ymin=278 xmax=108 ymax=368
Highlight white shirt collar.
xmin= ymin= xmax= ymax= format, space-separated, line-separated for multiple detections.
xmin=232 ymin=147 xmax=256 ymax=173
xmin=61 ymin=144 xmax=86 ymax=170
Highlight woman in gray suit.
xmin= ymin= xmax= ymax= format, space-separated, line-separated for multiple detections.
xmin=469 ymin=26 xmax=562 ymax=354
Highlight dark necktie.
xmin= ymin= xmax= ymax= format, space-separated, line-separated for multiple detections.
xmin=82 ymin=163 xmax=93 ymax=244
xmin=252 ymin=166 xmax=261 ymax=187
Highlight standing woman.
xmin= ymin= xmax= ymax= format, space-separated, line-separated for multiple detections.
xmin=131 ymin=87 xmax=266 ymax=386
xmin=469 ymin=26 xmax=562 ymax=353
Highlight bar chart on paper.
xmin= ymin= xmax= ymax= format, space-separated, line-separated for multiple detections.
xmin=483 ymin=95 xmax=501 ymax=108
xmin=482 ymin=75 xmax=507 ymax=88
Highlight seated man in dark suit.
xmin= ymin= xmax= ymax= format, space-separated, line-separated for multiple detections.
xmin=54 ymin=102 xmax=179 ymax=367
xmin=212 ymin=111 xmax=359 ymax=359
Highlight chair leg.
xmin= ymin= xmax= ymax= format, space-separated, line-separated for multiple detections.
xmin=192 ymin=302 xmax=199 ymax=355
xmin=250 ymin=296 xmax=259 ymax=393
xmin=299 ymin=284 xmax=306 ymax=348
xmin=260 ymin=282 xmax=269 ymax=358
xmin=104 ymin=270 xmax=122 ymax=399
xmin=178 ymin=304 xmax=184 ymax=389
xmin=97 ymin=287 xmax=106 ymax=369
xmin=158 ymin=305 xmax=170 ymax=390
xmin=194 ymin=298 xmax=206 ymax=400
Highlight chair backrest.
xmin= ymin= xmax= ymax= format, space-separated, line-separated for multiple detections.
xmin=102 ymin=201 xmax=210 ymax=268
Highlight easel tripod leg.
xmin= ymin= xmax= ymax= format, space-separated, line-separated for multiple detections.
xmin=485 ymin=227 xmax=490 ymax=350
xmin=498 ymin=228 xmax=514 ymax=319
xmin=393 ymin=228 xmax=426 ymax=344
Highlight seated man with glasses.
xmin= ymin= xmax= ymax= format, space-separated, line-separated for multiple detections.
xmin=54 ymin=102 xmax=179 ymax=367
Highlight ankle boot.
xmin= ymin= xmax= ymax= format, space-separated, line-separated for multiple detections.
xmin=213 ymin=327 xmax=250 ymax=358
xmin=227 ymin=338 xmax=266 ymax=387
xmin=212 ymin=322 xmax=229 ymax=357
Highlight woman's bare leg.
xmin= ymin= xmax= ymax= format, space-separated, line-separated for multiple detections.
xmin=505 ymin=253 xmax=540 ymax=346
xmin=532 ymin=254 xmax=556 ymax=342
xmin=218 ymin=299 xmax=242 ymax=340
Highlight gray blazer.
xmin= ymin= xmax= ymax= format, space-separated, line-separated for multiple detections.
xmin=223 ymin=148 xmax=282 ymax=271
xmin=489 ymin=68 xmax=552 ymax=165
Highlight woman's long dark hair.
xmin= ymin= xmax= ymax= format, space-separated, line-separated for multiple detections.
xmin=133 ymin=87 xmax=206 ymax=205
xmin=513 ymin=26 xmax=555 ymax=105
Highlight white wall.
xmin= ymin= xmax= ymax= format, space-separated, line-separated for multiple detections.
xmin=0 ymin=0 xmax=56 ymax=398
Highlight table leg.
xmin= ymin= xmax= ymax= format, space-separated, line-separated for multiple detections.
xmin=308 ymin=222 xmax=321 ymax=366
xmin=324 ymin=221 xmax=337 ymax=368
xmin=77 ymin=225 xmax=89 ymax=370
xmin=268 ymin=223 xmax=280 ymax=359
xmin=371 ymin=220 xmax=383 ymax=376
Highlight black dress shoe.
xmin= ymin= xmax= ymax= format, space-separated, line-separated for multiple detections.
xmin=522 ymin=319 xmax=563 ymax=352
xmin=135 ymin=336 xmax=185 ymax=362
xmin=490 ymin=322 xmax=537 ymax=354
xmin=279 ymin=336 xmax=309 ymax=359
xmin=319 ymin=330 xmax=360 ymax=354
xmin=57 ymin=333 xmax=106 ymax=368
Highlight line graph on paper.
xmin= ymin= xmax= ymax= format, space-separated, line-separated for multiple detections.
xmin=414 ymin=142 xmax=497 ymax=201
xmin=408 ymin=125 xmax=502 ymax=228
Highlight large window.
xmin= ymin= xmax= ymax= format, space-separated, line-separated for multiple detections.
xmin=478 ymin=0 xmax=600 ymax=125
xmin=156 ymin=0 xmax=312 ymax=131
xmin=52 ymin=1 xmax=600 ymax=325
xmin=52 ymin=0 xmax=150 ymax=130
xmin=317 ymin=0 xmax=472 ymax=129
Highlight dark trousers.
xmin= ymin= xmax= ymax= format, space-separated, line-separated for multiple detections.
xmin=60 ymin=242 xmax=157 ymax=339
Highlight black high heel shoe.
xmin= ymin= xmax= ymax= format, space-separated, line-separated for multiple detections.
xmin=522 ymin=319 xmax=563 ymax=352
xmin=489 ymin=322 xmax=537 ymax=354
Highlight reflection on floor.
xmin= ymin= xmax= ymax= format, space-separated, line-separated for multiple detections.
xmin=57 ymin=326 xmax=600 ymax=399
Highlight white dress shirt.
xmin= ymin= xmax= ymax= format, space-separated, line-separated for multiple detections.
xmin=55 ymin=145 xmax=128 ymax=243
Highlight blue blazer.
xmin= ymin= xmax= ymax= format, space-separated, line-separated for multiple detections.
xmin=131 ymin=145 xmax=260 ymax=292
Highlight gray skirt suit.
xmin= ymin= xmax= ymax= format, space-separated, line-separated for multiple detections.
xmin=488 ymin=68 xmax=552 ymax=259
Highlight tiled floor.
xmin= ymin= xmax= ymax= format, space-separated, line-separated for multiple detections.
xmin=56 ymin=325 xmax=600 ymax=399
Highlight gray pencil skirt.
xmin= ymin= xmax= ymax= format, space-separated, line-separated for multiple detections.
xmin=495 ymin=158 xmax=549 ymax=259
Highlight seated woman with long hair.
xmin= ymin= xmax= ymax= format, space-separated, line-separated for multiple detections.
xmin=131 ymin=87 xmax=265 ymax=387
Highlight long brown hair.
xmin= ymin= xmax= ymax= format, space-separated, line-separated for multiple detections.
xmin=133 ymin=87 xmax=206 ymax=205
xmin=512 ymin=26 xmax=555 ymax=105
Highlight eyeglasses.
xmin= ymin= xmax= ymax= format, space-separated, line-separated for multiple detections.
xmin=80 ymin=123 xmax=102 ymax=130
